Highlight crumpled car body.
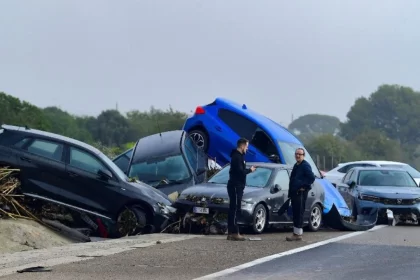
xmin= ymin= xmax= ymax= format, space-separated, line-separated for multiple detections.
xmin=183 ymin=98 xmax=376 ymax=231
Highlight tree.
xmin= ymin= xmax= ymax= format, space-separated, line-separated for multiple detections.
xmin=0 ymin=92 xmax=51 ymax=130
xmin=94 ymin=110 xmax=130 ymax=147
xmin=341 ymin=84 xmax=420 ymax=145
xmin=288 ymin=114 xmax=341 ymax=136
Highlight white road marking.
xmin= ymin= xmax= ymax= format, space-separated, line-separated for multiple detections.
xmin=0 ymin=234 xmax=197 ymax=278
xmin=193 ymin=225 xmax=388 ymax=280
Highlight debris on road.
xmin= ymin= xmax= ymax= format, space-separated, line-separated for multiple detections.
xmin=16 ymin=266 xmax=52 ymax=273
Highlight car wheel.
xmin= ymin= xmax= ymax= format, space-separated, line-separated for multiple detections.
xmin=189 ymin=129 xmax=208 ymax=151
xmin=251 ymin=204 xmax=267 ymax=234
xmin=116 ymin=205 xmax=147 ymax=237
xmin=307 ymin=204 xmax=322 ymax=232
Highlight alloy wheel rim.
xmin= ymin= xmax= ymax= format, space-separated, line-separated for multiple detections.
xmin=311 ymin=206 xmax=321 ymax=228
xmin=255 ymin=208 xmax=266 ymax=232
xmin=117 ymin=208 xmax=138 ymax=236
xmin=190 ymin=133 xmax=205 ymax=149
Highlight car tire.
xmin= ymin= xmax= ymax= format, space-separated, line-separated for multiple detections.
xmin=189 ymin=129 xmax=208 ymax=152
xmin=251 ymin=204 xmax=267 ymax=234
xmin=307 ymin=204 xmax=322 ymax=232
xmin=115 ymin=205 xmax=148 ymax=237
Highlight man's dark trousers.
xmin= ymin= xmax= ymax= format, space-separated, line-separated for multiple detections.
xmin=291 ymin=189 xmax=309 ymax=231
xmin=227 ymin=185 xmax=244 ymax=234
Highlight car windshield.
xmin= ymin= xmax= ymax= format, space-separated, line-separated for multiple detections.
xmin=208 ymin=165 xmax=272 ymax=188
xmin=380 ymin=164 xmax=420 ymax=178
xmin=128 ymin=154 xmax=191 ymax=184
xmin=98 ymin=152 xmax=129 ymax=180
xmin=358 ymin=170 xmax=418 ymax=187
xmin=277 ymin=141 xmax=321 ymax=178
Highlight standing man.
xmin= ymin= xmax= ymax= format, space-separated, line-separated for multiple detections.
xmin=227 ymin=138 xmax=256 ymax=241
xmin=286 ymin=148 xmax=315 ymax=241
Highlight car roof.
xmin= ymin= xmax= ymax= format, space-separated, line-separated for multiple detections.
xmin=337 ymin=160 xmax=407 ymax=166
xmin=213 ymin=98 xmax=301 ymax=144
xmin=1 ymin=124 xmax=102 ymax=155
xmin=351 ymin=166 xmax=410 ymax=172
xmin=224 ymin=161 xmax=292 ymax=170
xmin=131 ymin=130 xmax=185 ymax=163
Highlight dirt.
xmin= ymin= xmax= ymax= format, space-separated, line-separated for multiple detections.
xmin=0 ymin=219 xmax=75 ymax=254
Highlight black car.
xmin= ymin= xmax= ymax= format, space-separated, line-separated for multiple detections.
xmin=0 ymin=125 xmax=175 ymax=237
xmin=114 ymin=130 xmax=208 ymax=196
xmin=174 ymin=162 xmax=325 ymax=234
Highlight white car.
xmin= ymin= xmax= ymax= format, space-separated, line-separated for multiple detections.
xmin=324 ymin=160 xmax=420 ymax=187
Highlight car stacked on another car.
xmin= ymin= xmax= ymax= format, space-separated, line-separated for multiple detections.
xmin=174 ymin=162 xmax=325 ymax=234
xmin=0 ymin=124 xmax=175 ymax=237
xmin=324 ymin=160 xmax=420 ymax=187
xmin=113 ymin=130 xmax=208 ymax=196
xmin=336 ymin=166 xmax=420 ymax=224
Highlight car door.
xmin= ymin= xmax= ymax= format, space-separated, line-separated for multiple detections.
xmin=14 ymin=137 xmax=68 ymax=203
xmin=183 ymin=136 xmax=207 ymax=183
xmin=249 ymin=127 xmax=280 ymax=163
xmin=64 ymin=145 xmax=125 ymax=217
xmin=337 ymin=169 xmax=356 ymax=210
xmin=269 ymin=169 xmax=291 ymax=222
xmin=217 ymin=109 xmax=265 ymax=162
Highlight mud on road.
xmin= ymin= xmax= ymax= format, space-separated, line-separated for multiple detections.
xmin=0 ymin=228 xmax=349 ymax=280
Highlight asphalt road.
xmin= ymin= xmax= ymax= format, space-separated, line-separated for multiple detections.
xmin=1 ymin=225 xmax=418 ymax=280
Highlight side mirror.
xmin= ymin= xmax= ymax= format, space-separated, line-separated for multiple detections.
xmin=98 ymin=169 xmax=112 ymax=180
xmin=197 ymin=167 xmax=206 ymax=175
xmin=270 ymin=184 xmax=282 ymax=194
xmin=346 ymin=180 xmax=355 ymax=188
xmin=268 ymin=154 xmax=280 ymax=163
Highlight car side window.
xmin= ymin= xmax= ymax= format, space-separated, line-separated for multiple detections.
xmin=273 ymin=170 xmax=290 ymax=190
xmin=13 ymin=138 xmax=31 ymax=149
xmin=250 ymin=128 xmax=278 ymax=157
xmin=113 ymin=155 xmax=130 ymax=173
xmin=69 ymin=147 xmax=107 ymax=175
xmin=349 ymin=170 xmax=358 ymax=183
xmin=26 ymin=139 xmax=64 ymax=162
xmin=342 ymin=170 xmax=354 ymax=183
xmin=217 ymin=109 xmax=258 ymax=140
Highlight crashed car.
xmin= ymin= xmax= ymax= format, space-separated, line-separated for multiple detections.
xmin=336 ymin=167 xmax=420 ymax=225
xmin=121 ymin=130 xmax=208 ymax=196
xmin=183 ymin=98 xmax=377 ymax=231
xmin=0 ymin=124 xmax=175 ymax=237
xmin=174 ymin=162 xmax=324 ymax=234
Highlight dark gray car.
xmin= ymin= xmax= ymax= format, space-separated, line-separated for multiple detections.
xmin=174 ymin=162 xmax=325 ymax=234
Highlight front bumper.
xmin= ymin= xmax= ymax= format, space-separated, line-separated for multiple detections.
xmin=357 ymin=200 xmax=420 ymax=221
xmin=173 ymin=199 xmax=255 ymax=225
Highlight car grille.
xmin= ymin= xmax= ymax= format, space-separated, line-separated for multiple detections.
xmin=185 ymin=194 xmax=226 ymax=204
xmin=379 ymin=198 xmax=414 ymax=205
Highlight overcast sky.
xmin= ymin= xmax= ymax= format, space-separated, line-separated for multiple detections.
xmin=1 ymin=0 xmax=419 ymax=126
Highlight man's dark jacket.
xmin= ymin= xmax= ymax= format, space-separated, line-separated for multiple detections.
xmin=228 ymin=149 xmax=251 ymax=188
xmin=288 ymin=159 xmax=316 ymax=197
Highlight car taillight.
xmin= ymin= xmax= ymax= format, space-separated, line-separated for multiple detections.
xmin=195 ymin=106 xmax=205 ymax=114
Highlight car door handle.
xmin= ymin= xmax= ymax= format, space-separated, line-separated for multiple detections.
xmin=67 ymin=171 xmax=78 ymax=177
xmin=215 ymin=126 xmax=222 ymax=132
xmin=311 ymin=192 xmax=315 ymax=196
xmin=20 ymin=157 xmax=31 ymax=162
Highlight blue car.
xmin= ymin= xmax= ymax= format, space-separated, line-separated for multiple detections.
xmin=182 ymin=98 xmax=368 ymax=224
xmin=337 ymin=167 xmax=420 ymax=224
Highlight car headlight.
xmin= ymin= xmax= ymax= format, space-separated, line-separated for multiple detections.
xmin=413 ymin=197 xmax=420 ymax=204
xmin=358 ymin=194 xmax=380 ymax=202
xmin=157 ymin=202 xmax=177 ymax=215
xmin=178 ymin=193 xmax=187 ymax=200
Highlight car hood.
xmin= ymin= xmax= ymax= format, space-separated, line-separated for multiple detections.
xmin=179 ymin=182 xmax=264 ymax=200
xmin=358 ymin=186 xmax=420 ymax=199
xmin=126 ymin=180 xmax=172 ymax=205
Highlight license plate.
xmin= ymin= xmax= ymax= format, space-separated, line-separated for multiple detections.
xmin=193 ymin=207 xmax=209 ymax=214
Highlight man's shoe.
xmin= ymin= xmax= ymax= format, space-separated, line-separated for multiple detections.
xmin=227 ymin=234 xmax=246 ymax=241
xmin=286 ymin=234 xmax=303 ymax=241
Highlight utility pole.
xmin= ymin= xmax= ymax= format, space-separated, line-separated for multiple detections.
xmin=116 ymin=102 xmax=118 ymax=111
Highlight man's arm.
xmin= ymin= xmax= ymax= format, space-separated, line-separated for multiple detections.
xmin=230 ymin=153 xmax=251 ymax=176
xmin=301 ymin=162 xmax=316 ymax=187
